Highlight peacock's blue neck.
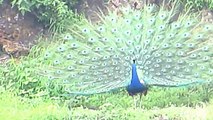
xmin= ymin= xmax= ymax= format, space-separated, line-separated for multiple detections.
xmin=126 ymin=63 xmax=148 ymax=96
xmin=131 ymin=64 xmax=142 ymax=85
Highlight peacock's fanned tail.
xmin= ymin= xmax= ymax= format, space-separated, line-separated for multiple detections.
xmin=38 ymin=1 xmax=213 ymax=95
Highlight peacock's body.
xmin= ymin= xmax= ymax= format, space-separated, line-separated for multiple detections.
xmin=39 ymin=1 xmax=213 ymax=96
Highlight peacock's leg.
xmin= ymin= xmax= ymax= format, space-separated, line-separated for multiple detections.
xmin=139 ymin=90 xmax=148 ymax=108
xmin=133 ymin=96 xmax=137 ymax=109
xmin=133 ymin=93 xmax=143 ymax=109
xmin=139 ymin=92 xmax=143 ymax=108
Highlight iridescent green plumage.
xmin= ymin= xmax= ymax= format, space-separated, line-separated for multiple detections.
xmin=38 ymin=1 xmax=213 ymax=95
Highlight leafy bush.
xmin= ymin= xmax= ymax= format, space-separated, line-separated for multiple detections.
xmin=183 ymin=0 xmax=213 ymax=10
xmin=10 ymin=0 xmax=78 ymax=33
xmin=7 ymin=0 xmax=213 ymax=33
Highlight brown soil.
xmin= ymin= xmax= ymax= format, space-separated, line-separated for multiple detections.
xmin=0 ymin=0 xmax=212 ymax=63
xmin=0 ymin=0 xmax=45 ymax=61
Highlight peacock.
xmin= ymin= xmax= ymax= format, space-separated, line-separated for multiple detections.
xmin=38 ymin=1 xmax=213 ymax=97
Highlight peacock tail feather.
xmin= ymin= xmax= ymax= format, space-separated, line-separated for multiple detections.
xmin=38 ymin=1 xmax=213 ymax=95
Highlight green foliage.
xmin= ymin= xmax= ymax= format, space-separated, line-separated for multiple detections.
xmin=0 ymin=0 xmax=213 ymax=119
xmin=0 ymin=38 xmax=74 ymax=98
xmin=66 ymin=86 xmax=213 ymax=110
xmin=0 ymin=41 xmax=49 ymax=98
xmin=0 ymin=91 xmax=69 ymax=120
xmin=1 ymin=90 xmax=213 ymax=120
xmin=183 ymin=0 xmax=213 ymax=10
xmin=10 ymin=0 xmax=79 ymax=33
xmin=0 ymin=60 xmax=47 ymax=97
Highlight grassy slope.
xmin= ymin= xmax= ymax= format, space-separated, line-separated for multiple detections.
xmin=0 ymin=91 xmax=69 ymax=120
xmin=0 ymin=1 xmax=212 ymax=119
xmin=0 ymin=90 xmax=213 ymax=120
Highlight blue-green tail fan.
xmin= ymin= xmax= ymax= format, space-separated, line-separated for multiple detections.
xmin=37 ymin=1 xmax=213 ymax=96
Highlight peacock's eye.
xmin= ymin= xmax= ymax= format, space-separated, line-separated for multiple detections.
xmin=135 ymin=35 xmax=141 ymax=40
xmin=88 ymin=37 xmax=96 ymax=43
xmin=110 ymin=17 xmax=117 ymax=23
xmin=108 ymin=47 xmax=113 ymax=51
xmin=112 ymin=28 xmax=117 ymax=33
xmin=66 ymin=54 xmax=72 ymax=59
xmin=64 ymin=34 xmax=73 ymax=40
xmin=56 ymin=70 xmax=62 ymax=74
xmin=81 ymin=50 xmax=88 ymax=55
xmin=156 ymin=59 xmax=162 ymax=63
xmin=57 ymin=46 xmax=65 ymax=52
xmin=146 ymin=61 xmax=151 ymax=64
xmin=202 ymin=46 xmax=209 ymax=51
xmin=134 ymin=13 xmax=141 ymax=19
xmin=185 ymin=21 xmax=193 ymax=27
xmin=91 ymin=65 xmax=97 ymax=69
xmin=53 ymin=60 xmax=60 ymax=65
xmin=148 ymin=29 xmax=154 ymax=34
xmin=45 ymin=54 xmax=49 ymax=57
xmin=92 ymin=57 xmax=97 ymax=61
xmin=98 ymin=26 xmax=105 ymax=32
xmin=190 ymin=54 xmax=197 ymax=58
xmin=103 ymin=55 xmax=110 ymax=60
xmin=82 ymin=28 xmax=90 ymax=33
xmin=203 ymin=56 xmax=210 ymax=61
xmin=200 ymin=66 xmax=205 ymax=70
xmin=166 ymin=65 xmax=171 ymax=68
xmin=48 ymin=76 xmax=54 ymax=80
xmin=125 ymin=30 xmax=131 ymax=36
xmin=209 ymin=69 xmax=213 ymax=74
xmin=79 ymin=60 xmax=85 ymax=64
xmin=162 ymin=43 xmax=169 ymax=48
xmin=166 ymin=59 xmax=172 ymax=63
xmin=80 ymin=70 xmax=86 ymax=74
xmin=169 ymin=33 xmax=174 ymax=38
xmin=125 ymin=19 xmax=131 ymax=24
xmin=115 ymin=38 xmax=121 ymax=43
xmin=183 ymin=32 xmax=190 ymax=38
xmin=102 ymin=37 xmax=109 ymax=42
xmin=67 ymin=66 xmax=74 ymax=71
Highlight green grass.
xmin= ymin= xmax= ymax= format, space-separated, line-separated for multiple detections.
xmin=1 ymin=90 xmax=213 ymax=120
xmin=71 ymin=103 xmax=213 ymax=120
xmin=0 ymin=91 xmax=69 ymax=120
xmin=0 ymin=1 xmax=213 ymax=119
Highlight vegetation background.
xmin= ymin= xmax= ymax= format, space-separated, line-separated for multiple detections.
xmin=0 ymin=0 xmax=213 ymax=119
